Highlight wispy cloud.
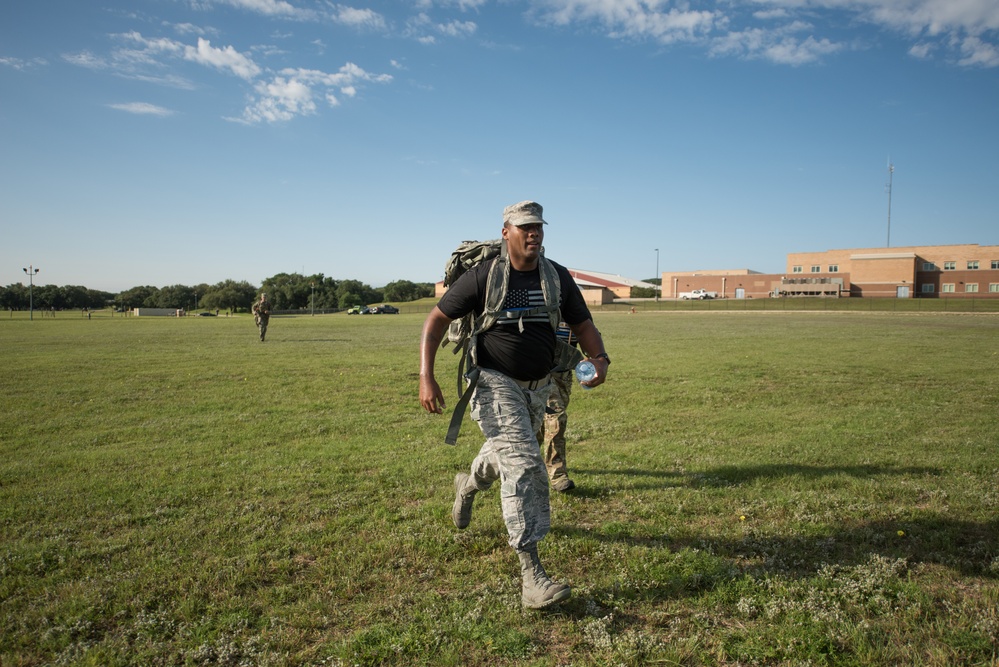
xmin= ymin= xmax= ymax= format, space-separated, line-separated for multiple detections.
xmin=0 ymin=56 xmax=48 ymax=70
xmin=404 ymin=11 xmax=477 ymax=43
xmin=709 ymin=20 xmax=844 ymax=66
xmin=64 ymin=27 xmax=392 ymax=123
xmin=330 ymin=5 xmax=387 ymax=30
xmin=184 ymin=37 xmax=261 ymax=79
xmin=956 ymin=35 xmax=999 ymax=67
xmin=108 ymin=102 xmax=175 ymax=116
xmin=209 ymin=0 xmax=318 ymax=20
xmin=235 ymin=63 xmax=392 ymax=123
xmin=530 ymin=0 xmax=999 ymax=67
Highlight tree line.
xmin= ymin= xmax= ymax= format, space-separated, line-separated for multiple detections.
xmin=0 ymin=274 xmax=435 ymax=312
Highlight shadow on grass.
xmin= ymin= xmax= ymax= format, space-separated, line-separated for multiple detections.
xmin=547 ymin=463 xmax=994 ymax=612
xmin=571 ymin=463 xmax=942 ymax=490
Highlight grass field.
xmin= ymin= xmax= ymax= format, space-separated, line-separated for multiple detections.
xmin=2 ymin=310 xmax=997 ymax=666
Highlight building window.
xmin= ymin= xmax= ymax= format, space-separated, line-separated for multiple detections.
xmin=941 ymin=283 xmax=955 ymax=293
xmin=922 ymin=262 xmax=937 ymax=271
xmin=966 ymin=283 xmax=979 ymax=293
xmin=990 ymin=284 xmax=999 ymax=293
xmin=944 ymin=261 xmax=956 ymax=271
xmin=810 ymin=265 xmax=821 ymax=273
xmin=992 ymin=260 xmax=999 ymax=270
xmin=967 ymin=260 xmax=980 ymax=270
xmin=792 ymin=266 xmax=802 ymax=273
xmin=828 ymin=265 xmax=839 ymax=273
xmin=921 ymin=284 xmax=935 ymax=294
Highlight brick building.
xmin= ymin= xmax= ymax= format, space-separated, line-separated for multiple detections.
xmin=662 ymin=243 xmax=999 ymax=299
xmin=786 ymin=243 xmax=999 ymax=298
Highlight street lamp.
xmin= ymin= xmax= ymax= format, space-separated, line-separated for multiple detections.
xmin=22 ymin=265 xmax=39 ymax=320
xmin=654 ymin=249 xmax=660 ymax=302
xmin=311 ymin=282 xmax=315 ymax=316
xmin=194 ymin=292 xmax=198 ymax=313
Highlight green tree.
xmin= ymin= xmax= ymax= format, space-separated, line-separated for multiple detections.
xmin=382 ymin=280 xmax=434 ymax=302
xmin=155 ymin=285 xmax=196 ymax=309
xmin=0 ymin=284 xmax=28 ymax=310
xmin=260 ymin=273 xmax=314 ymax=310
xmin=117 ymin=286 xmax=160 ymax=309
xmin=336 ymin=280 xmax=381 ymax=308
xmin=201 ymin=280 xmax=258 ymax=313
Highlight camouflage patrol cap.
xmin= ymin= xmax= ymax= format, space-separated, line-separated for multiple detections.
xmin=503 ymin=200 xmax=547 ymax=227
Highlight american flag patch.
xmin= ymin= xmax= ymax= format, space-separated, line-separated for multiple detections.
xmin=498 ymin=288 xmax=550 ymax=324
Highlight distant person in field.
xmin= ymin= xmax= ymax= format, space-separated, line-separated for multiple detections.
xmin=252 ymin=293 xmax=271 ymax=342
xmin=537 ymin=320 xmax=580 ymax=493
xmin=418 ymin=200 xmax=610 ymax=610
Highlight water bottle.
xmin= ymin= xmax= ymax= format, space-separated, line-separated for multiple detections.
xmin=575 ymin=360 xmax=596 ymax=389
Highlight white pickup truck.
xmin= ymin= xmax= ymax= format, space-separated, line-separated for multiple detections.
xmin=679 ymin=289 xmax=717 ymax=300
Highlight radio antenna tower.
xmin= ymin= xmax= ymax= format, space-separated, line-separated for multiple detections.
xmin=885 ymin=159 xmax=894 ymax=247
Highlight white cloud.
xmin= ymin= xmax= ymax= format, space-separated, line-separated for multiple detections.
xmin=428 ymin=0 xmax=489 ymax=9
xmin=908 ymin=41 xmax=935 ymax=58
xmin=533 ymin=1 xmax=721 ymax=44
xmin=330 ymin=5 xmax=387 ymax=30
xmin=437 ymin=19 xmax=477 ymax=38
xmin=1 ymin=56 xmax=48 ymax=70
xmin=957 ymin=34 xmax=999 ymax=67
xmin=710 ymin=20 xmax=844 ymax=65
xmin=62 ymin=51 xmax=108 ymax=70
xmin=237 ymin=62 xmax=392 ymax=123
xmin=742 ymin=0 xmax=999 ymax=66
xmin=404 ymin=11 xmax=477 ymax=42
xmin=530 ymin=0 xmax=998 ymax=66
xmin=212 ymin=0 xmax=317 ymax=20
xmin=183 ymin=38 xmax=261 ymax=79
xmin=241 ymin=75 xmax=317 ymax=122
xmin=108 ymin=102 xmax=175 ymax=116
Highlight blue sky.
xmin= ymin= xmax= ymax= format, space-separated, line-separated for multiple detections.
xmin=2 ymin=0 xmax=997 ymax=293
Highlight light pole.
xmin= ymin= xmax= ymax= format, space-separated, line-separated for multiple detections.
xmin=311 ymin=282 xmax=315 ymax=316
xmin=22 ymin=265 xmax=39 ymax=320
xmin=194 ymin=292 xmax=198 ymax=313
xmin=654 ymin=249 xmax=660 ymax=301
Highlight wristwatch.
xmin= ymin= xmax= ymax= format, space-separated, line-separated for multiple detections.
xmin=594 ymin=353 xmax=610 ymax=365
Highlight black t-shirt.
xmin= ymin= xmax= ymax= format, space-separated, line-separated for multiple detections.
xmin=438 ymin=258 xmax=592 ymax=381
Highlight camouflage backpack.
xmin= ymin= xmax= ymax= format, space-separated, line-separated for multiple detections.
xmin=439 ymin=238 xmax=582 ymax=444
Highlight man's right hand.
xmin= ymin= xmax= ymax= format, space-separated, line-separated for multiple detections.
xmin=419 ymin=375 xmax=446 ymax=414
xmin=418 ymin=306 xmax=453 ymax=415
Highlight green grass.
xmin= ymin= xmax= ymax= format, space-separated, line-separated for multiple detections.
xmin=2 ymin=311 xmax=998 ymax=666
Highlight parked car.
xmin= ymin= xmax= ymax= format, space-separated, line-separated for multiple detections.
xmin=679 ymin=289 xmax=717 ymax=300
xmin=347 ymin=305 xmax=373 ymax=315
xmin=197 ymin=312 xmax=216 ymax=317
xmin=373 ymin=304 xmax=399 ymax=314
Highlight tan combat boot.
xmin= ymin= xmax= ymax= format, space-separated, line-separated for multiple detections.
xmin=451 ymin=473 xmax=477 ymax=529
xmin=517 ymin=544 xmax=570 ymax=609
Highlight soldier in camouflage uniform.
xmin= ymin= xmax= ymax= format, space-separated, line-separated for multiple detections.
xmin=539 ymin=320 xmax=578 ymax=492
xmin=251 ymin=292 xmax=271 ymax=342
xmin=419 ymin=201 xmax=610 ymax=609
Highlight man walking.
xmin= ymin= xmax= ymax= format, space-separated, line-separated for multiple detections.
xmin=418 ymin=200 xmax=610 ymax=609
xmin=252 ymin=292 xmax=271 ymax=342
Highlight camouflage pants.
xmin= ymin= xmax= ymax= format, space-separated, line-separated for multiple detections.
xmin=255 ymin=315 xmax=269 ymax=341
xmin=468 ymin=368 xmax=553 ymax=551
xmin=538 ymin=369 xmax=574 ymax=483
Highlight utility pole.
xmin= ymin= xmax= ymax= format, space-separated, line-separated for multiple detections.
xmin=886 ymin=160 xmax=894 ymax=248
